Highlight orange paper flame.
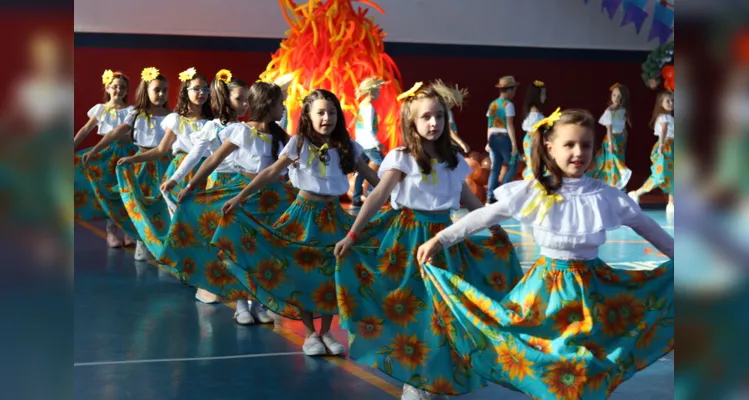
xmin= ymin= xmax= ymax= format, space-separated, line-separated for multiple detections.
xmin=261 ymin=0 xmax=403 ymax=150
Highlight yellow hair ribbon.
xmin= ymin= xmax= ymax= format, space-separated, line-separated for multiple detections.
xmin=396 ymin=82 xmax=423 ymax=102
xmin=531 ymin=107 xmax=562 ymax=133
xmin=520 ymin=181 xmax=563 ymax=223
xmin=421 ymin=158 xmax=439 ymax=184
xmin=306 ymin=143 xmax=329 ymax=177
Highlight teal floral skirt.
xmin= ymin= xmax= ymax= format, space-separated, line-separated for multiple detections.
xmin=117 ymin=152 xmax=199 ymax=258
xmin=422 ymin=256 xmax=674 ymax=399
xmin=639 ymin=138 xmax=674 ymax=195
xmin=522 ymin=132 xmax=534 ymax=181
xmin=214 ymin=195 xmax=396 ymax=319
xmin=335 ymin=209 xmax=524 ymax=396
xmin=158 ymin=172 xmax=297 ymax=301
xmin=74 ymin=143 xmax=136 ymax=222
xmin=588 ymin=134 xmax=632 ymax=190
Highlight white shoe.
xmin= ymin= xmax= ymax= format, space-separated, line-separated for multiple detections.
xmin=134 ymin=241 xmax=151 ymax=261
xmin=628 ymin=191 xmax=640 ymax=203
xmin=302 ymin=333 xmax=327 ymax=356
xmin=402 ymin=384 xmax=434 ymax=400
xmin=234 ymin=300 xmax=255 ymax=325
xmin=666 ymin=203 xmax=674 ymax=213
xmin=321 ymin=332 xmax=346 ymax=355
xmin=195 ymin=288 xmax=221 ymax=304
xmin=249 ymin=301 xmax=273 ymax=324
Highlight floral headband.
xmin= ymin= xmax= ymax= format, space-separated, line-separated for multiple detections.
xmin=141 ymin=67 xmax=160 ymax=83
xmin=396 ymin=82 xmax=424 ymax=102
xmin=179 ymin=67 xmax=197 ymax=82
xmin=216 ymin=69 xmax=233 ymax=84
xmin=531 ymin=107 xmax=562 ymax=134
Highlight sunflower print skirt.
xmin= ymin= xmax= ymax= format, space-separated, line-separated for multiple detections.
xmin=158 ymin=172 xmax=297 ymax=300
xmin=214 ymin=195 xmax=397 ymax=319
xmin=422 ymin=256 xmax=674 ymax=400
xmin=639 ymin=139 xmax=674 ymax=195
xmin=588 ymin=134 xmax=632 ymax=190
xmin=74 ymin=143 xmax=137 ymax=222
xmin=116 ymin=152 xmax=198 ymax=259
xmin=334 ymin=209 xmax=524 ymax=396
xmin=521 ymin=132 xmax=534 ymax=181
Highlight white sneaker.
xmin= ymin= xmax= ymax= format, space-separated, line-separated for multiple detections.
xmin=321 ymin=332 xmax=346 ymax=355
xmin=666 ymin=203 xmax=674 ymax=213
xmin=234 ymin=300 xmax=255 ymax=325
xmin=134 ymin=241 xmax=151 ymax=261
xmin=249 ymin=301 xmax=273 ymax=324
xmin=628 ymin=191 xmax=640 ymax=203
xmin=195 ymin=288 xmax=221 ymax=304
xmin=302 ymin=333 xmax=327 ymax=356
xmin=402 ymin=384 xmax=434 ymax=400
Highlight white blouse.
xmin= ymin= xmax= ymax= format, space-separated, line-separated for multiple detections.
xmin=169 ymin=119 xmax=237 ymax=182
xmin=161 ymin=112 xmax=209 ymax=154
xmin=654 ymin=114 xmax=675 ymax=139
xmin=522 ymin=111 xmax=545 ymax=133
xmin=380 ymin=149 xmax=471 ymax=211
xmin=437 ymin=177 xmax=674 ymax=260
xmin=225 ymin=123 xmax=283 ymax=174
xmin=87 ymin=104 xmax=134 ymax=135
xmin=124 ymin=109 xmax=166 ymax=148
xmin=281 ymin=135 xmax=363 ymax=196
xmin=599 ymin=108 xmax=627 ymax=134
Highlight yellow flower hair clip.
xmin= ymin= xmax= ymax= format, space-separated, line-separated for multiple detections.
xmin=533 ymin=80 xmax=545 ymax=87
xmin=102 ymin=69 xmax=114 ymax=86
xmin=179 ymin=67 xmax=197 ymax=82
xmin=141 ymin=67 xmax=160 ymax=83
xmin=531 ymin=107 xmax=562 ymax=133
xmin=396 ymin=82 xmax=423 ymax=102
xmin=216 ymin=69 xmax=233 ymax=84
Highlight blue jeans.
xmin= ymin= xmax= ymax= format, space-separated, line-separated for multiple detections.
xmin=487 ymin=134 xmax=518 ymax=200
xmin=353 ymin=148 xmax=385 ymax=202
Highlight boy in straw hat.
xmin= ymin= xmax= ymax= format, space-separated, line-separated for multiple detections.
xmin=351 ymin=76 xmax=387 ymax=207
xmin=273 ymin=73 xmax=294 ymax=131
xmin=431 ymin=79 xmax=471 ymax=154
xmin=485 ymin=75 xmax=520 ymax=204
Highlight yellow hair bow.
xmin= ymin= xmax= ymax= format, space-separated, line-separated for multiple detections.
xmin=179 ymin=67 xmax=197 ymax=82
xmin=531 ymin=107 xmax=562 ymax=133
xmin=216 ymin=69 xmax=232 ymax=84
xmin=141 ymin=67 xmax=160 ymax=83
xmin=396 ymin=82 xmax=423 ymax=102
xmin=533 ymin=80 xmax=545 ymax=87
xmin=306 ymin=143 xmax=330 ymax=177
xmin=520 ymin=180 xmax=563 ymax=223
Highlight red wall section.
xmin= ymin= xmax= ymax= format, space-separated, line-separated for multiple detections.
xmin=74 ymin=46 xmax=657 ymax=190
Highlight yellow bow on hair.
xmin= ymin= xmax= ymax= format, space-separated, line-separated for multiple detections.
xmin=248 ymin=125 xmax=272 ymax=144
xmin=531 ymin=107 xmax=562 ymax=133
xmin=421 ymin=158 xmax=439 ymax=184
xmin=99 ymin=105 xmax=119 ymax=120
xmin=520 ymin=181 xmax=563 ymax=223
xmin=179 ymin=116 xmax=199 ymax=133
xmin=396 ymin=82 xmax=423 ymax=102
xmin=138 ymin=112 xmax=155 ymax=129
xmin=306 ymin=143 xmax=329 ymax=177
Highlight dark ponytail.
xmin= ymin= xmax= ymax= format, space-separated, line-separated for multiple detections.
xmin=530 ymin=108 xmax=595 ymax=194
xmin=210 ymin=74 xmax=248 ymax=125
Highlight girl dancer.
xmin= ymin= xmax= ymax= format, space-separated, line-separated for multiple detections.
xmin=418 ymin=109 xmax=674 ymax=399
xmin=164 ymin=77 xmax=295 ymax=322
xmin=589 ymin=83 xmax=632 ymax=189
xmin=333 ymin=83 xmax=523 ymax=399
xmin=116 ymin=67 xmax=213 ymax=261
xmin=217 ymin=89 xmax=395 ymax=356
xmin=74 ymin=70 xmax=134 ymax=246
xmin=521 ymin=80 xmax=546 ymax=180
xmin=81 ymin=67 xmax=170 ymax=257
xmin=628 ymin=91 xmax=675 ymax=213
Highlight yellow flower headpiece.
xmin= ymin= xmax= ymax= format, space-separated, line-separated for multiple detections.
xmin=533 ymin=80 xmax=545 ymax=88
xmin=102 ymin=69 xmax=114 ymax=86
xmin=531 ymin=107 xmax=562 ymax=133
xmin=216 ymin=69 xmax=233 ymax=84
xmin=609 ymin=82 xmax=620 ymax=91
xmin=179 ymin=67 xmax=197 ymax=82
xmin=396 ymin=82 xmax=424 ymax=102
xmin=141 ymin=67 xmax=160 ymax=83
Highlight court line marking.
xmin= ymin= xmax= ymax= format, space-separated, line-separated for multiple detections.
xmin=74 ymin=351 xmax=305 ymax=367
xmin=75 ymin=221 xmax=402 ymax=398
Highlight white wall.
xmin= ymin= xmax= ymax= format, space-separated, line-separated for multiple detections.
xmin=74 ymin=0 xmax=663 ymax=51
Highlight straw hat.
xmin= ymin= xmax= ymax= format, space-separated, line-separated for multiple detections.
xmin=431 ymin=79 xmax=469 ymax=109
xmin=273 ymin=73 xmax=295 ymax=90
xmin=356 ymin=77 xmax=387 ymax=98
xmin=495 ymin=75 xmax=520 ymax=88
